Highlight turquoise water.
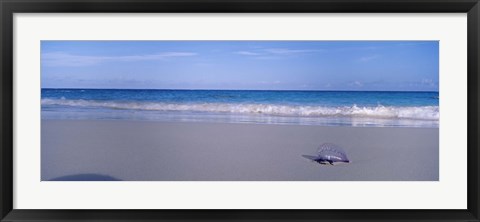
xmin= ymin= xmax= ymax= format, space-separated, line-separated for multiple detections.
xmin=41 ymin=89 xmax=439 ymax=127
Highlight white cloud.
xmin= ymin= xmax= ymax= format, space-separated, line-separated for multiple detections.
xmin=263 ymin=48 xmax=320 ymax=55
xmin=257 ymin=80 xmax=282 ymax=85
xmin=337 ymin=46 xmax=379 ymax=51
xmin=349 ymin=81 xmax=363 ymax=87
xmin=420 ymin=78 xmax=436 ymax=87
xmin=234 ymin=48 xmax=321 ymax=59
xmin=42 ymin=51 xmax=197 ymax=67
xmin=234 ymin=51 xmax=262 ymax=56
xmin=358 ymin=55 xmax=380 ymax=62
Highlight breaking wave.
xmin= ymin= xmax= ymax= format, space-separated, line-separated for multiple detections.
xmin=41 ymin=98 xmax=439 ymax=121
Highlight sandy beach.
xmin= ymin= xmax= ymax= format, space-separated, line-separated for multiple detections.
xmin=41 ymin=120 xmax=438 ymax=181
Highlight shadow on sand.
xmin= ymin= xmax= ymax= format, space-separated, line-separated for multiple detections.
xmin=48 ymin=173 xmax=122 ymax=181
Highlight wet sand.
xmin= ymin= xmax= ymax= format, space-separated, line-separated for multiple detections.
xmin=41 ymin=120 xmax=438 ymax=181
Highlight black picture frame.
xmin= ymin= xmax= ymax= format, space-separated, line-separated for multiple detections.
xmin=1 ymin=0 xmax=479 ymax=221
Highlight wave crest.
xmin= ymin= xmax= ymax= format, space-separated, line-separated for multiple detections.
xmin=41 ymin=98 xmax=439 ymax=121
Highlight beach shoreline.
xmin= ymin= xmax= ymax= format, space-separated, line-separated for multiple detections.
xmin=41 ymin=119 xmax=439 ymax=181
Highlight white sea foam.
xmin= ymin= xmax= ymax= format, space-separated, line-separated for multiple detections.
xmin=41 ymin=99 xmax=439 ymax=121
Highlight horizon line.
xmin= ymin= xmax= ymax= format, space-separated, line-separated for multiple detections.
xmin=41 ymin=87 xmax=439 ymax=93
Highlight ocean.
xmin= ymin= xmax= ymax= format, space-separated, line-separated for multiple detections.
xmin=41 ymin=89 xmax=439 ymax=127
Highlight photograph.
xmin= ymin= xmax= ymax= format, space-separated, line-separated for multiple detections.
xmin=41 ymin=40 xmax=439 ymax=181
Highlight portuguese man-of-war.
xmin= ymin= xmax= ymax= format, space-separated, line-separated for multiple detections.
xmin=302 ymin=143 xmax=350 ymax=165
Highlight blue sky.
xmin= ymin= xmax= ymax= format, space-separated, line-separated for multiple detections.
xmin=41 ymin=41 xmax=439 ymax=91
